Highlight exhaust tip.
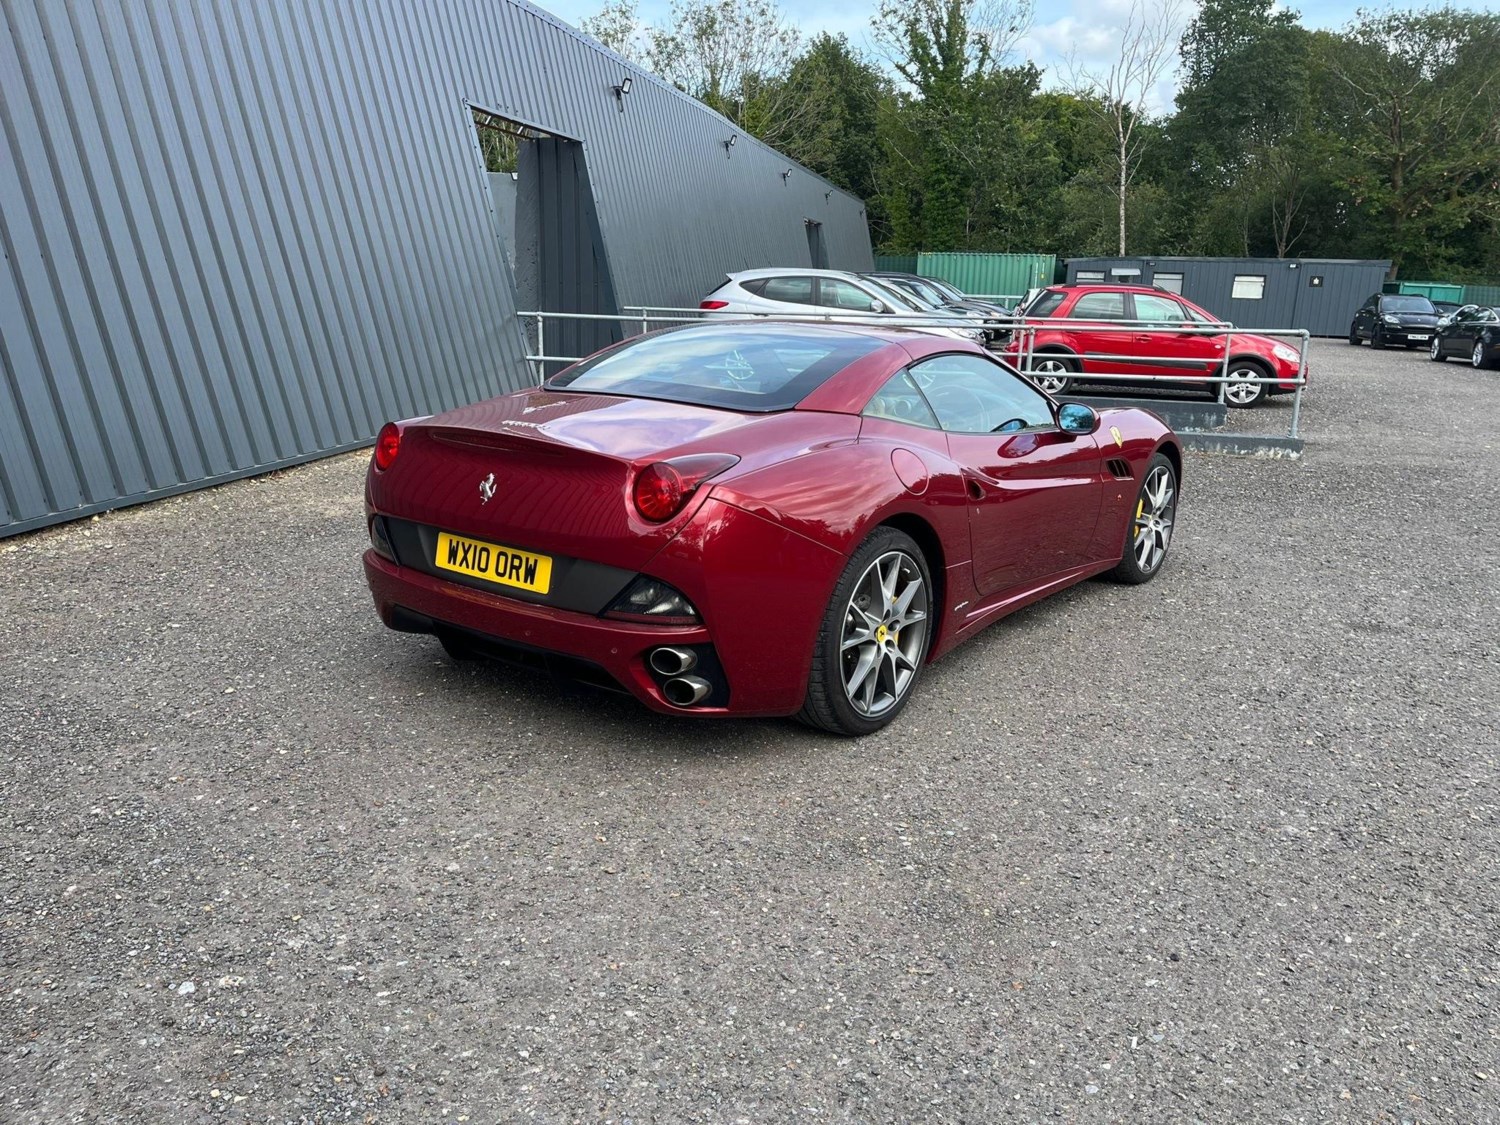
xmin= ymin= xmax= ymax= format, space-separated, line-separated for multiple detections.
xmin=648 ymin=646 xmax=698 ymax=676
xmin=662 ymin=675 xmax=711 ymax=708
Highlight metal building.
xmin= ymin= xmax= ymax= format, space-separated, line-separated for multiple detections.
xmin=0 ymin=0 xmax=871 ymax=538
xmin=1064 ymin=257 xmax=1391 ymax=337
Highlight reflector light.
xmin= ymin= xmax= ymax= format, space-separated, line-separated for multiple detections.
xmin=631 ymin=454 xmax=739 ymax=523
xmin=374 ymin=422 xmax=401 ymax=471
xmin=603 ymin=576 xmax=700 ymax=624
xmin=699 ymin=300 xmax=729 ymax=310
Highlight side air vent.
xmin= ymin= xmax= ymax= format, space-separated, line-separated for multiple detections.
xmin=1106 ymin=458 xmax=1133 ymax=480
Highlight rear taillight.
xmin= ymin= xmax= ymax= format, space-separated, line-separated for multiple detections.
xmin=631 ymin=454 xmax=740 ymax=522
xmin=373 ymin=422 xmax=401 ymax=471
xmin=699 ymin=299 xmax=729 ymax=310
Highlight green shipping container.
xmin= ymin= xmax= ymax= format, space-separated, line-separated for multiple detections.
xmin=1397 ymin=281 xmax=1465 ymax=302
xmin=1462 ymin=284 xmax=1500 ymax=306
xmin=874 ymin=254 xmax=919 ymax=274
xmin=917 ymin=253 xmax=1058 ymax=300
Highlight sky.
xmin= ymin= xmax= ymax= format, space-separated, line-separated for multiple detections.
xmin=538 ymin=0 xmax=1388 ymax=113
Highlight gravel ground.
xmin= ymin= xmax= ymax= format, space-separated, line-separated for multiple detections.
xmin=2 ymin=339 xmax=1496 ymax=1123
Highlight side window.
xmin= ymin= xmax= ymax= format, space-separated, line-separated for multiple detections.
xmin=1071 ymin=292 xmax=1128 ymax=320
xmin=1153 ymin=272 xmax=1184 ymax=294
xmin=820 ymin=278 xmax=880 ymax=311
xmin=1133 ymin=293 xmax=1186 ymax=323
xmin=863 ymin=370 xmax=940 ymax=429
xmin=761 ymin=276 xmax=814 ymax=304
xmin=1231 ymin=275 xmax=1266 ymax=299
xmin=910 ymin=354 xmax=1054 ymax=434
xmin=1075 ymin=270 xmax=1106 ymax=283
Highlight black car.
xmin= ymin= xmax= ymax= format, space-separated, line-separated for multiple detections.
xmin=1349 ymin=294 xmax=1440 ymax=348
xmin=1428 ymin=305 xmax=1500 ymax=369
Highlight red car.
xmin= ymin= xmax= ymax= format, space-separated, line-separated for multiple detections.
xmin=1001 ymin=285 xmax=1305 ymax=407
xmin=363 ymin=322 xmax=1182 ymax=735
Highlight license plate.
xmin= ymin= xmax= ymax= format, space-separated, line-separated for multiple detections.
xmin=1409 ymin=334 xmax=1430 ymax=340
xmin=435 ymin=531 xmax=552 ymax=594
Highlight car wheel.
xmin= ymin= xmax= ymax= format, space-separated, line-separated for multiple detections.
xmin=1028 ymin=354 xmax=1077 ymax=395
xmin=799 ymin=527 xmax=932 ymax=736
xmin=1110 ymin=454 xmax=1176 ymax=585
xmin=1348 ymin=327 xmax=1361 ymax=345
xmin=1371 ymin=326 xmax=1386 ymax=349
xmin=1223 ymin=359 xmax=1269 ymax=407
xmin=1475 ymin=341 xmax=1492 ymax=370
xmin=1429 ymin=337 xmax=1447 ymax=362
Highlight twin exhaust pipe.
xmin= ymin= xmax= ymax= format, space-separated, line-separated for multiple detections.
xmin=650 ymin=647 xmax=711 ymax=707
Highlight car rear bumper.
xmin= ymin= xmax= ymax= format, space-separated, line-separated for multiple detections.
xmin=363 ymin=496 xmax=842 ymax=719
xmin=365 ymin=549 xmax=732 ymax=716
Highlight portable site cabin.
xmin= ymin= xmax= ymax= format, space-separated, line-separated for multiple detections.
xmin=1064 ymin=257 xmax=1391 ymax=336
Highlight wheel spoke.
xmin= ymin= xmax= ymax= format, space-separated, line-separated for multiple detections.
xmin=894 ymin=606 xmax=927 ymax=629
xmin=845 ymin=646 xmax=878 ymax=696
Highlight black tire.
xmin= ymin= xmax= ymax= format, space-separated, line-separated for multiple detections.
xmin=1429 ymin=336 xmax=1447 ymax=362
xmin=1348 ymin=326 xmax=1361 ymax=345
xmin=1371 ymin=326 xmax=1386 ymax=349
xmin=799 ymin=527 xmax=933 ymax=736
xmin=1110 ymin=453 xmax=1177 ymax=585
xmin=1027 ymin=353 xmax=1078 ymax=396
xmin=1222 ymin=358 xmax=1270 ymax=408
xmin=1475 ymin=340 xmax=1494 ymax=370
xmin=439 ymin=632 xmax=482 ymax=661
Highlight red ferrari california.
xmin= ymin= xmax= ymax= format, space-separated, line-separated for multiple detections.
xmin=363 ymin=322 xmax=1181 ymax=735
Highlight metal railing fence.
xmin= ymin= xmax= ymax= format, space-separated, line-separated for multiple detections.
xmin=516 ymin=306 xmax=1310 ymax=441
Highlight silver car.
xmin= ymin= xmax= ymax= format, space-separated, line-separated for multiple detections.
xmin=699 ymin=268 xmax=987 ymax=343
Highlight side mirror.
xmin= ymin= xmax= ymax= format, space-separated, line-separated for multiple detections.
xmin=1057 ymin=402 xmax=1099 ymax=435
xmin=869 ymin=299 xmax=887 ymax=314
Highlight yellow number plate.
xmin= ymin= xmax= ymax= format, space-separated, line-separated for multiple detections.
xmin=434 ymin=532 xmax=552 ymax=594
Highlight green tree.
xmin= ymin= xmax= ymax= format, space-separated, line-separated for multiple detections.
xmin=579 ymin=0 xmax=644 ymax=61
xmin=1065 ymin=0 xmax=1185 ymax=255
xmin=1315 ymin=7 xmax=1500 ymax=278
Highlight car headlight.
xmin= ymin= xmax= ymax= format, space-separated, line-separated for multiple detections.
xmin=1271 ymin=343 xmax=1301 ymax=364
xmin=1383 ymin=315 xmax=1400 ymax=325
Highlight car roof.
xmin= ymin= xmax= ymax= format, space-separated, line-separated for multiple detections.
xmin=729 ymin=267 xmax=884 ymax=281
xmin=1050 ymin=283 xmax=1177 ymax=296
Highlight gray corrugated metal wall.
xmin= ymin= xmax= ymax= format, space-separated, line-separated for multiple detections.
xmin=0 ymin=0 xmax=871 ymax=537
xmin=1064 ymin=257 xmax=1390 ymax=336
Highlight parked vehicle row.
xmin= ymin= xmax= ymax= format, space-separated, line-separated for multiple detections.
xmin=700 ymin=273 xmax=1307 ymax=408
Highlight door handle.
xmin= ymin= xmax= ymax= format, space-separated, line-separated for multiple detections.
xmin=962 ymin=468 xmax=1000 ymax=499
xmin=1134 ymin=334 xmax=1151 ymax=342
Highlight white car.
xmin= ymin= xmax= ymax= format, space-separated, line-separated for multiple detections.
xmin=699 ymin=268 xmax=987 ymax=344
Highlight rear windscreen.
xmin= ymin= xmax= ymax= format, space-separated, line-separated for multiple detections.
xmin=549 ymin=326 xmax=886 ymax=412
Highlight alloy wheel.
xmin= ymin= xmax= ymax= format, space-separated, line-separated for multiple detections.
xmin=1223 ymin=369 xmax=1264 ymax=405
xmin=1475 ymin=342 xmax=1486 ymax=369
xmin=1131 ymin=465 xmax=1176 ymax=575
xmin=840 ymin=550 xmax=929 ymax=719
xmin=1030 ymin=358 xmax=1073 ymax=395
xmin=1430 ymin=337 xmax=1443 ymax=361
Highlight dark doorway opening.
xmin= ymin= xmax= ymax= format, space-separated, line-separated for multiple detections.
xmin=805 ymin=220 xmax=828 ymax=269
xmin=471 ymin=107 xmax=621 ymax=374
